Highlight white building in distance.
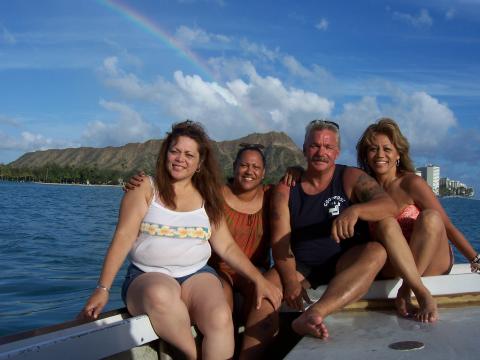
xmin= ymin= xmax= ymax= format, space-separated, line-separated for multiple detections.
xmin=417 ymin=164 xmax=440 ymax=195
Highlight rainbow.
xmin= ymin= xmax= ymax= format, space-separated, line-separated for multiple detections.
xmin=98 ymin=0 xmax=265 ymax=130
xmin=99 ymin=0 xmax=214 ymax=81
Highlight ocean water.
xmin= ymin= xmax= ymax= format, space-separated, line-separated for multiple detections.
xmin=0 ymin=181 xmax=479 ymax=337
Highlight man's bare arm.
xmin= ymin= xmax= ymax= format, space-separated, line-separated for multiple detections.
xmin=270 ymin=183 xmax=306 ymax=310
xmin=346 ymin=168 xmax=398 ymax=221
xmin=270 ymin=184 xmax=295 ymax=271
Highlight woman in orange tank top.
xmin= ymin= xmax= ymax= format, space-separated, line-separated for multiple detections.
xmin=208 ymin=143 xmax=273 ymax=357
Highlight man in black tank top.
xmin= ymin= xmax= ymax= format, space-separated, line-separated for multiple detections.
xmin=241 ymin=120 xmax=401 ymax=357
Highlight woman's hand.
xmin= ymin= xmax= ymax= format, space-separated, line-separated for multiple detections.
xmin=78 ymin=288 xmax=110 ymax=320
xmin=123 ymin=171 xmax=146 ymax=192
xmin=253 ymin=276 xmax=283 ymax=310
xmin=280 ymin=166 xmax=303 ymax=187
xmin=283 ymin=278 xmax=310 ymax=311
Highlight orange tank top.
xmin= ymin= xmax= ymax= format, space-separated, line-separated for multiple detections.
xmin=209 ymin=186 xmax=271 ymax=281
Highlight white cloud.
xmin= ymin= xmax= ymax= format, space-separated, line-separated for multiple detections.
xmin=282 ymin=55 xmax=311 ymax=77
xmin=102 ymin=56 xmax=119 ymax=76
xmin=315 ymin=18 xmax=329 ymax=31
xmin=383 ymin=91 xmax=456 ymax=151
xmin=239 ymin=39 xmax=280 ymax=62
xmin=393 ymin=9 xmax=433 ymax=28
xmin=336 ymin=89 xmax=457 ymax=163
xmin=174 ymin=25 xmax=230 ymax=46
xmin=0 ymin=131 xmax=61 ymax=151
xmin=99 ymin=57 xmax=334 ymax=142
xmin=82 ymin=100 xmax=153 ymax=147
xmin=103 ymin=38 xmax=144 ymax=69
xmin=1 ymin=25 xmax=16 ymax=44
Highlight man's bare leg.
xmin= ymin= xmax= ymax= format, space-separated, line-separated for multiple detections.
xmin=291 ymin=242 xmax=387 ymax=338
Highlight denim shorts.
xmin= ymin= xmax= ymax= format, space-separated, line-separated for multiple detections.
xmin=121 ymin=263 xmax=219 ymax=304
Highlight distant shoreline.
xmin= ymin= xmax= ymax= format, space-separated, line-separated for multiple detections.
xmin=440 ymin=195 xmax=476 ymax=200
xmin=33 ymin=181 xmax=122 ymax=188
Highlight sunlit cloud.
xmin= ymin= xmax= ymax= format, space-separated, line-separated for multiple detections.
xmin=82 ymin=100 xmax=154 ymax=147
xmin=336 ymin=89 xmax=458 ymax=165
xmin=0 ymin=130 xmax=64 ymax=152
xmin=174 ymin=25 xmax=230 ymax=46
xmin=239 ymin=39 xmax=280 ymax=62
xmin=99 ymin=57 xmax=334 ymax=142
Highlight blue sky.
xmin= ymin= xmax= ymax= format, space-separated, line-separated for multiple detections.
xmin=1 ymin=0 xmax=479 ymax=193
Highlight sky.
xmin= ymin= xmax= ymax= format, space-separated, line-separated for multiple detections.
xmin=1 ymin=0 xmax=479 ymax=194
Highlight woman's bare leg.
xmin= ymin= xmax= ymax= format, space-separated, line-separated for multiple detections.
xmin=182 ymin=273 xmax=234 ymax=360
xmin=376 ymin=217 xmax=438 ymax=322
xmin=126 ymin=273 xmax=197 ymax=360
xmin=217 ymin=271 xmax=234 ymax=312
xmin=239 ymin=269 xmax=283 ymax=360
xmin=409 ymin=209 xmax=452 ymax=276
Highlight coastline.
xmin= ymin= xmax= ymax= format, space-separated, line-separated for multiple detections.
xmin=32 ymin=181 xmax=122 ymax=188
xmin=440 ymin=195 xmax=477 ymax=200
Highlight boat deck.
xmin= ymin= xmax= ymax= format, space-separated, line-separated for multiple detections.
xmin=285 ymin=304 xmax=480 ymax=360
xmin=1 ymin=264 xmax=479 ymax=359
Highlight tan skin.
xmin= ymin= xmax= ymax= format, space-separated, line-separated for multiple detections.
xmin=79 ymin=136 xmax=282 ymax=360
xmin=248 ymin=129 xmax=437 ymax=348
xmin=124 ymin=150 xmax=268 ymax=311
xmin=125 ymin=149 xmax=275 ymax=358
xmin=219 ymin=150 xmax=266 ymax=312
xmin=367 ymin=133 xmax=478 ymax=311
xmin=221 ymin=150 xmax=276 ymax=358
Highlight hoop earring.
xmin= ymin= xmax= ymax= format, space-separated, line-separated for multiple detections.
xmin=396 ymin=159 xmax=400 ymax=167
xmin=196 ymin=167 xmax=201 ymax=173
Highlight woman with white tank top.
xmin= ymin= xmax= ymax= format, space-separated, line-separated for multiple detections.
xmin=79 ymin=121 xmax=282 ymax=360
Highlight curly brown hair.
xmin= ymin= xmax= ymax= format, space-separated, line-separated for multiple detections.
xmin=155 ymin=120 xmax=225 ymax=225
xmin=356 ymin=117 xmax=415 ymax=176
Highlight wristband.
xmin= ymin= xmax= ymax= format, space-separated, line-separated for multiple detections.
xmin=96 ymin=284 xmax=110 ymax=293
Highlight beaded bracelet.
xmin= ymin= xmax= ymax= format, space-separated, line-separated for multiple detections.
xmin=471 ymin=254 xmax=480 ymax=273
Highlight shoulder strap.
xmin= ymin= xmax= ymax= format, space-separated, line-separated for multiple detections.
xmin=147 ymin=176 xmax=157 ymax=204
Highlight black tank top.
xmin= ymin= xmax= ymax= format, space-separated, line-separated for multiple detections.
xmin=289 ymin=164 xmax=368 ymax=266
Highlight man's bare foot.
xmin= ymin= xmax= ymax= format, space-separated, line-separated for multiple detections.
xmin=414 ymin=290 xmax=438 ymax=323
xmin=291 ymin=312 xmax=329 ymax=339
xmin=395 ymin=284 xmax=417 ymax=318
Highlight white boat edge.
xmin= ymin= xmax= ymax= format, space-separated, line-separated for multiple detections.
xmin=1 ymin=263 xmax=479 ymax=360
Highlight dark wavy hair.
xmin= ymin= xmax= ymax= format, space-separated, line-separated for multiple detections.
xmin=356 ymin=117 xmax=415 ymax=176
xmin=155 ymin=120 xmax=224 ymax=225
xmin=233 ymin=143 xmax=266 ymax=169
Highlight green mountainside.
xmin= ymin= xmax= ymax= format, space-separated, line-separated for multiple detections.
xmin=3 ymin=131 xmax=305 ymax=184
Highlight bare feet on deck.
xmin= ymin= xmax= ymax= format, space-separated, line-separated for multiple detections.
xmin=396 ymin=284 xmax=438 ymax=323
xmin=395 ymin=284 xmax=417 ymax=318
xmin=415 ymin=290 xmax=438 ymax=323
xmin=291 ymin=312 xmax=329 ymax=339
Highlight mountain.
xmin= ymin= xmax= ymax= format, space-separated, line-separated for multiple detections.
xmin=8 ymin=131 xmax=305 ymax=182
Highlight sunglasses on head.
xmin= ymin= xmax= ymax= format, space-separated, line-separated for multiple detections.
xmin=239 ymin=143 xmax=265 ymax=151
xmin=309 ymin=119 xmax=340 ymax=130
